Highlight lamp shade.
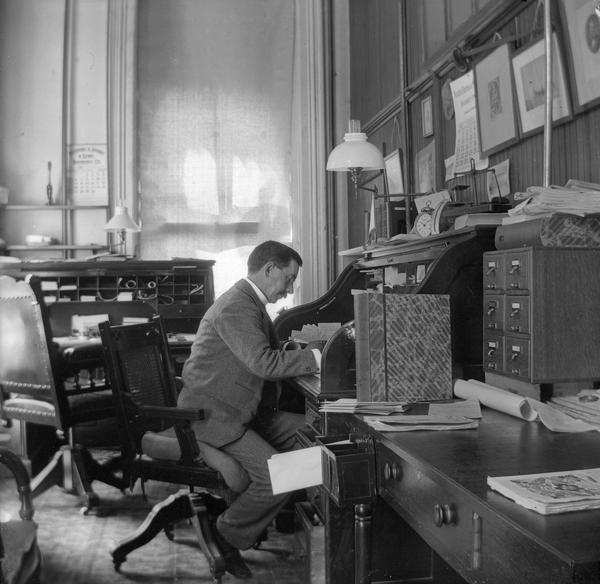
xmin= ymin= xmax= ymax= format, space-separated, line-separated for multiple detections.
xmin=104 ymin=205 xmax=140 ymax=232
xmin=326 ymin=119 xmax=384 ymax=172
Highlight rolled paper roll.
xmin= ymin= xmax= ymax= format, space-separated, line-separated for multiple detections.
xmin=453 ymin=378 xmax=537 ymax=421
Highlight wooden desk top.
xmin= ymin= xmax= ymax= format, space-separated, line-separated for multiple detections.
xmin=358 ymin=407 xmax=600 ymax=581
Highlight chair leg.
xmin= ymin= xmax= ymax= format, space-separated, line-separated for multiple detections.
xmin=110 ymin=489 xmax=225 ymax=583
xmin=189 ymin=492 xmax=226 ymax=582
xmin=29 ymin=444 xmax=125 ymax=513
xmin=29 ymin=447 xmax=68 ymax=499
xmin=72 ymin=444 xmax=127 ymax=492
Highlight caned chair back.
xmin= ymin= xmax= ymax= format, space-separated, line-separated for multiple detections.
xmin=99 ymin=317 xmax=191 ymax=462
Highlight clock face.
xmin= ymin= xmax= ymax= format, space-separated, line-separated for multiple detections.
xmin=414 ymin=211 xmax=433 ymax=237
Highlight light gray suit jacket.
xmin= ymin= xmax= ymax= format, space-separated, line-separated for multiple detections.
xmin=178 ymin=279 xmax=318 ymax=447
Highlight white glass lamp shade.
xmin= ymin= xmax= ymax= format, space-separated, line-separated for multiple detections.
xmin=326 ymin=120 xmax=384 ymax=172
xmin=104 ymin=205 xmax=140 ymax=232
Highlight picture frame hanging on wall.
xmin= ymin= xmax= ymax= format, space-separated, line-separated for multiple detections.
xmin=384 ymin=149 xmax=404 ymax=195
xmin=415 ymin=140 xmax=436 ymax=194
xmin=474 ymin=44 xmax=518 ymax=156
xmin=511 ymin=32 xmax=572 ymax=135
xmin=559 ymin=0 xmax=600 ymax=110
xmin=421 ymin=96 xmax=433 ymax=137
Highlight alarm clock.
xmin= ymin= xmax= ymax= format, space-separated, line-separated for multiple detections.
xmin=413 ymin=200 xmax=459 ymax=237
xmin=413 ymin=203 xmax=435 ymax=237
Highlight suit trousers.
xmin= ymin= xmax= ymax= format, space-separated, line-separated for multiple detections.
xmin=216 ymin=410 xmax=306 ymax=550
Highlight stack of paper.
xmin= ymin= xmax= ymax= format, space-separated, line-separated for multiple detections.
xmin=364 ymin=414 xmax=479 ymax=432
xmin=290 ymin=322 xmax=341 ymax=343
xmin=488 ymin=467 xmax=600 ymax=514
xmin=507 ymin=181 xmax=600 ymax=222
xmin=319 ymin=399 xmax=408 ymax=415
xmin=550 ymin=391 xmax=600 ymax=429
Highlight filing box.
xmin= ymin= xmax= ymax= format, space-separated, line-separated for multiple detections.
xmin=354 ymin=291 xmax=453 ymax=402
xmin=317 ymin=434 xmax=376 ymax=506
xmin=483 ymin=247 xmax=600 ymax=383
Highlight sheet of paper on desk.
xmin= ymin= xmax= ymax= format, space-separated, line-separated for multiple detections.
xmin=267 ymin=446 xmax=323 ymax=495
xmin=290 ymin=323 xmax=340 ymax=343
xmin=429 ymin=399 xmax=482 ymax=419
xmin=364 ymin=414 xmax=479 ymax=432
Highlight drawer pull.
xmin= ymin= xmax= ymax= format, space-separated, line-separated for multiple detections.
xmin=383 ymin=462 xmax=401 ymax=482
xmin=433 ymin=503 xmax=455 ymax=527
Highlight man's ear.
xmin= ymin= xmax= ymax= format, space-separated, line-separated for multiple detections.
xmin=264 ymin=261 xmax=276 ymax=277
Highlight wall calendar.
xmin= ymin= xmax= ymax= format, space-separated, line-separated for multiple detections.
xmin=67 ymin=143 xmax=108 ymax=205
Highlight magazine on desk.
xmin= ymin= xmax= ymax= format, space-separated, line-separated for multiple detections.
xmin=487 ymin=467 xmax=600 ymax=514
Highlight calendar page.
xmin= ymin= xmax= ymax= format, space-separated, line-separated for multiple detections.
xmin=449 ymin=72 xmax=488 ymax=174
xmin=67 ymin=144 xmax=108 ymax=205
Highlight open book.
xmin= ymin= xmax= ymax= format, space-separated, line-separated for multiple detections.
xmin=487 ymin=467 xmax=600 ymax=514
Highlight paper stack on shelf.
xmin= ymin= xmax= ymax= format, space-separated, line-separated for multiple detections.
xmin=506 ymin=181 xmax=600 ymax=224
xmin=319 ymin=398 xmax=408 ymax=415
xmin=488 ymin=467 xmax=600 ymax=515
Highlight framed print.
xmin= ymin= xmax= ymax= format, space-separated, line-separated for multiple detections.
xmin=421 ymin=96 xmax=433 ymax=137
xmin=560 ymin=0 xmax=600 ymax=109
xmin=511 ymin=32 xmax=572 ymax=135
xmin=415 ymin=140 xmax=436 ymax=194
xmin=384 ymin=149 xmax=404 ymax=194
xmin=475 ymin=44 xmax=518 ymax=156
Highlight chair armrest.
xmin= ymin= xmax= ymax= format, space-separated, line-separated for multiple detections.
xmin=139 ymin=404 xmax=205 ymax=422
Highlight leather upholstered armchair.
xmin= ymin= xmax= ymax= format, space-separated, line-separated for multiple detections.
xmin=0 ymin=275 xmax=125 ymax=513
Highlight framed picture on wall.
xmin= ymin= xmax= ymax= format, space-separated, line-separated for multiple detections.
xmin=474 ymin=44 xmax=518 ymax=156
xmin=560 ymin=0 xmax=600 ymax=110
xmin=415 ymin=140 xmax=436 ymax=194
xmin=421 ymin=96 xmax=433 ymax=137
xmin=511 ymin=32 xmax=572 ymax=135
xmin=384 ymin=149 xmax=404 ymax=194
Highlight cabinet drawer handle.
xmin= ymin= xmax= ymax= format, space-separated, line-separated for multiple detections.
xmin=383 ymin=463 xmax=401 ymax=481
xmin=433 ymin=503 xmax=455 ymax=527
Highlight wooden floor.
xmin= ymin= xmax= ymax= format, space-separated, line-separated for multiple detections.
xmin=0 ymin=472 xmax=306 ymax=584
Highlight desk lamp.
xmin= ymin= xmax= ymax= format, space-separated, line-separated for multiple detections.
xmin=326 ymin=119 xmax=384 ymax=198
xmin=104 ymin=204 xmax=140 ymax=256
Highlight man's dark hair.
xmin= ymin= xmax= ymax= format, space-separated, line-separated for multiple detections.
xmin=247 ymin=241 xmax=303 ymax=273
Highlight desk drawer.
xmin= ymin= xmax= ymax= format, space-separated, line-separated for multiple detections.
xmin=318 ymin=435 xmax=375 ymax=506
xmin=376 ymin=442 xmax=587 ymax=583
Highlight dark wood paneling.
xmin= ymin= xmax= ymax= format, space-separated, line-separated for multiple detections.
xmin=346 ymin=0 xmax=600 ymax=247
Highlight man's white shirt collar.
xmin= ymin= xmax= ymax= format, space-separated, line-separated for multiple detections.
xmin=244 ymin=277 xmax=268 ymax=305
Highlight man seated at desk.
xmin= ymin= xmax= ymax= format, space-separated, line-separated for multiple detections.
xmin=177 ymin=240 xmax=321 ymax=578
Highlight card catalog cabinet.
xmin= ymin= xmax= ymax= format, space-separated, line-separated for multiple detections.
xmin=482 ymin=247 xmax=600 ymax=383
xmin=1 ymin=259 xmax=214 ymax=333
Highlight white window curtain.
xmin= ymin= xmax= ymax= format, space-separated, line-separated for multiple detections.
xmin=134 ymin=0 xmax=328 ymax=313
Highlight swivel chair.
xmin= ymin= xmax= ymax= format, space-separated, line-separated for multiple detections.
xmin=99 ymin=317 xmax=250 ymax=583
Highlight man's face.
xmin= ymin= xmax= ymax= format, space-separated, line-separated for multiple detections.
xmin=264 ymin=260 xmax=299 ymax=304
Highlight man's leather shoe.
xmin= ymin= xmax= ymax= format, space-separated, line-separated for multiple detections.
xmin=210 ymin=519 xmax=252 ymax=579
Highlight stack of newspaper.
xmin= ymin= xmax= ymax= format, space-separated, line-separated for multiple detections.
xmin=506 ymin=180 xmax=600 ymax=224
xmin=488 ymin=467 xmax=600 ymax=514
